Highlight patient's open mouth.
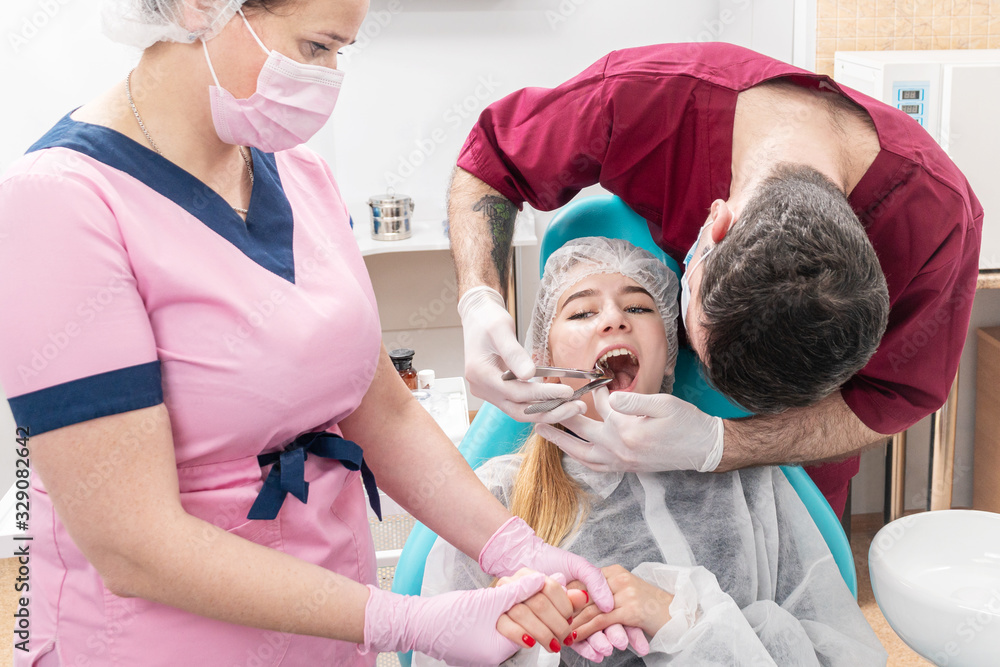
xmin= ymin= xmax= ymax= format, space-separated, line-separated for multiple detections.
xmin=596 ymin=347 xmax=639 ymax=392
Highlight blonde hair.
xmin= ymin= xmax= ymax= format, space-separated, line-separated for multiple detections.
xmin=508 ymin=430 xmax=590 ymax=547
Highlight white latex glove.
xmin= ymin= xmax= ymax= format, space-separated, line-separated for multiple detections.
xmin=359 ymin=575 xmax=546 ymax=666
xmin=536 ymin=387 xmax=725 ymax=473
xmin=458 ymin=286 xmax=586 ymax=423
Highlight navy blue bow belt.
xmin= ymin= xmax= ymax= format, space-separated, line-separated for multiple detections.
xmin=247 ymin=431 xmax=382 ymax=521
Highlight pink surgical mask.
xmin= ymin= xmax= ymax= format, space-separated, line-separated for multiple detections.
xmin=202 ymin=9 xmax=344 ymax=152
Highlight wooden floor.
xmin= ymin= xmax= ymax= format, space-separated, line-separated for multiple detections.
xmin=0 ymin=556 xmax=15 ymax=667
xmin=0 ymin=513 xmax=930 ymax=666
xmin=851 ymin=513 xmax=932 ymax=666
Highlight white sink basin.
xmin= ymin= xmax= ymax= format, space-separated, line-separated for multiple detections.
xmin=869 ymin=510 xmax=1000 ymax=666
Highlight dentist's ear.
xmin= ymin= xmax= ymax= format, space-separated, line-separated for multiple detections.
xmin=710 ymin=200 xmax=736 ymax=243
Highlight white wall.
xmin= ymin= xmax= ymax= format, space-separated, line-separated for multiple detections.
xmin=323 ymin=0 xmax=730 ymax=227
xmin=0 ymin=2 xmax=137 ymax=172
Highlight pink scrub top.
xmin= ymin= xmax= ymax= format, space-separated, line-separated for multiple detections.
xmin=0 ymin=113 xmax=381 ymax=666
xmin=456 ymin=43 xmax=983 ymax=516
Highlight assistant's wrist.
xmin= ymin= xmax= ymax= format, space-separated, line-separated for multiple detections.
xmin=358 ymin=585 xmax=415 ymax=655
xmin=479 ymin=515 xmax=531 ymax=576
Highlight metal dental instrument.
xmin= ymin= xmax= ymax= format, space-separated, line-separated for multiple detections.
xmin=500 ymin=366 xmax=608 ymax=381
xmin=523 ymin=376 xmax=614 ymax=415
xmin=505 ymin=361 xmax=613 ymax=414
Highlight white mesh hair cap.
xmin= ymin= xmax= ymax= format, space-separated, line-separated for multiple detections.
xmin=102 ymin=0 xmax=245 ymax=49
xmin=526 ymin=236 xmax=680 ymax=393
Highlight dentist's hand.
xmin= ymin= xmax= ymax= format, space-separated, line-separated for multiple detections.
xmin=536 ymin=387 xmax=725 ymax=473
xmin=458 ymin=286 xmax=586 ymax=423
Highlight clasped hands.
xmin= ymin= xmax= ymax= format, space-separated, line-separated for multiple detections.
xmin=495 ymin=565 xmax=673 ymax=662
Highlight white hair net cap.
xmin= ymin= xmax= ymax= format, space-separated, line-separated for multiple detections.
xmin=525 ymin=236 xmax=680 ymax=393
xmin=102 ymin=0 xmax=246 ymax=49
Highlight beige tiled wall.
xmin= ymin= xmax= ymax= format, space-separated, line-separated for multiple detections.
xmin=816 ymin=0 xmax=1000 ymax=76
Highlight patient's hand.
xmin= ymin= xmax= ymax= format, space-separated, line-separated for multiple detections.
xmin=570 ymin=564 xmax=674 ymax=638
xmin=494 ymin=568 xmax=589 ymax=653
xmin=494 ymin=566 xmax=658 ymax=661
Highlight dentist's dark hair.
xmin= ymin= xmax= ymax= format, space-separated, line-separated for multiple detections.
xmin=697 ymin=163 xmax=889 ymax=414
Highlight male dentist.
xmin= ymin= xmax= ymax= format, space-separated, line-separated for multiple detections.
xmin=448 ymin=43 xmax=982 ymax=516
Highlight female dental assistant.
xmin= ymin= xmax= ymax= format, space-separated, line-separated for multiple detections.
xmin=0 ymin=1 xmax=615 ymax=665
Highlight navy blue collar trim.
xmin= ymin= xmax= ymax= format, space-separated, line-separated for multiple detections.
xmin=28 ymin=113 xmax=296 ymax=283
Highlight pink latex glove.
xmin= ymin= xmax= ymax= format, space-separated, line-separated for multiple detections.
xmin=572 ymin=623 xmax=649 ymax=661
xmin=479 ymin=517 xmax=614 ymax=612
xmin=358 ymin=574 xmax=546 ymax=666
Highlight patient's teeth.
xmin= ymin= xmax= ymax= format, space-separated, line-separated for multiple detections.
xmin=597 ymin=347 xmax=638 ymax=367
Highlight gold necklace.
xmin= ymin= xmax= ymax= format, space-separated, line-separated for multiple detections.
xmin=125 ymin=69 xmax=253 ymax=216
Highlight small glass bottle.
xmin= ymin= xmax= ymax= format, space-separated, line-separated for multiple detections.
xmin=389 ymin=348 xmax=418 ymax=390
xmin=417 ymin=369 xmax=435 ymax=390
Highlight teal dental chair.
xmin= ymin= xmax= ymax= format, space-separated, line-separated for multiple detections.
xmin=391 ymin=195 xmax=857 ymax=666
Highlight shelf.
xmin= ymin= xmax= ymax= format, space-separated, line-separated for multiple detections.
xmin=352 ymin=210 xmax=538 ymax=257
xmin=977 ymin=270 xmax=1000 ymax=290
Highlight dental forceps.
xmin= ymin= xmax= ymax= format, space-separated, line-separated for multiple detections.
xmin=500 ymin=366 xmax=607 ymax=381
xmin=501 ymin=365 xmax=613 ymax=414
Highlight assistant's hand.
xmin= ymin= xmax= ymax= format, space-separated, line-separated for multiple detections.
xmin=536 ymin=387 xmax=724 ymax=473
xmin=458 ymin=286 xmax=585 ymax=423
xmin=497 ymin=571 xmax=627 ymax=663
xmin=494 ymin=570 xmax=588 ymax=655
xmin=479 ymin=517 xmax=614 ymax=613
xmin=359 ymin=573 xmax=547 ymax=666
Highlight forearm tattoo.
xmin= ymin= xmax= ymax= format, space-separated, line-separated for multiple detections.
xmin=472 ymin=195 xmax=517 ymax=290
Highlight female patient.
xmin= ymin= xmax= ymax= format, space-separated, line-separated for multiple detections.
xmin=418 ymin=237 xmax=885 ymax=666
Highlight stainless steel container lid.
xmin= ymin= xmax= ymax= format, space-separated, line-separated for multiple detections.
xmin=368 ymin=193 xmax=414 ymax=218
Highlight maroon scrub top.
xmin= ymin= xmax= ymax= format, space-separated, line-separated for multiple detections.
xmin=457 ymin=43 xmax=983 ymax=516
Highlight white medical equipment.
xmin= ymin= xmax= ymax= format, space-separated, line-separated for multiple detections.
xmin=834 ymin=49 xmax=1000 ymax=270
xmin=869 ymin=510 xmax=1000 ymax=666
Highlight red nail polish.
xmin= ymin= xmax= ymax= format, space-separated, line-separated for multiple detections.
xmin=567 ymin=616 xmax=573 ymax=624
xmin=522 ymin=634 xmax=536 ymax=648
xmin=583 ymin=591 xmax=589 ymax=603
xmin=564 ymin=631 xmax=577 ymax=646
xmin=549 ymin=638 xmax=560 ymax=652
